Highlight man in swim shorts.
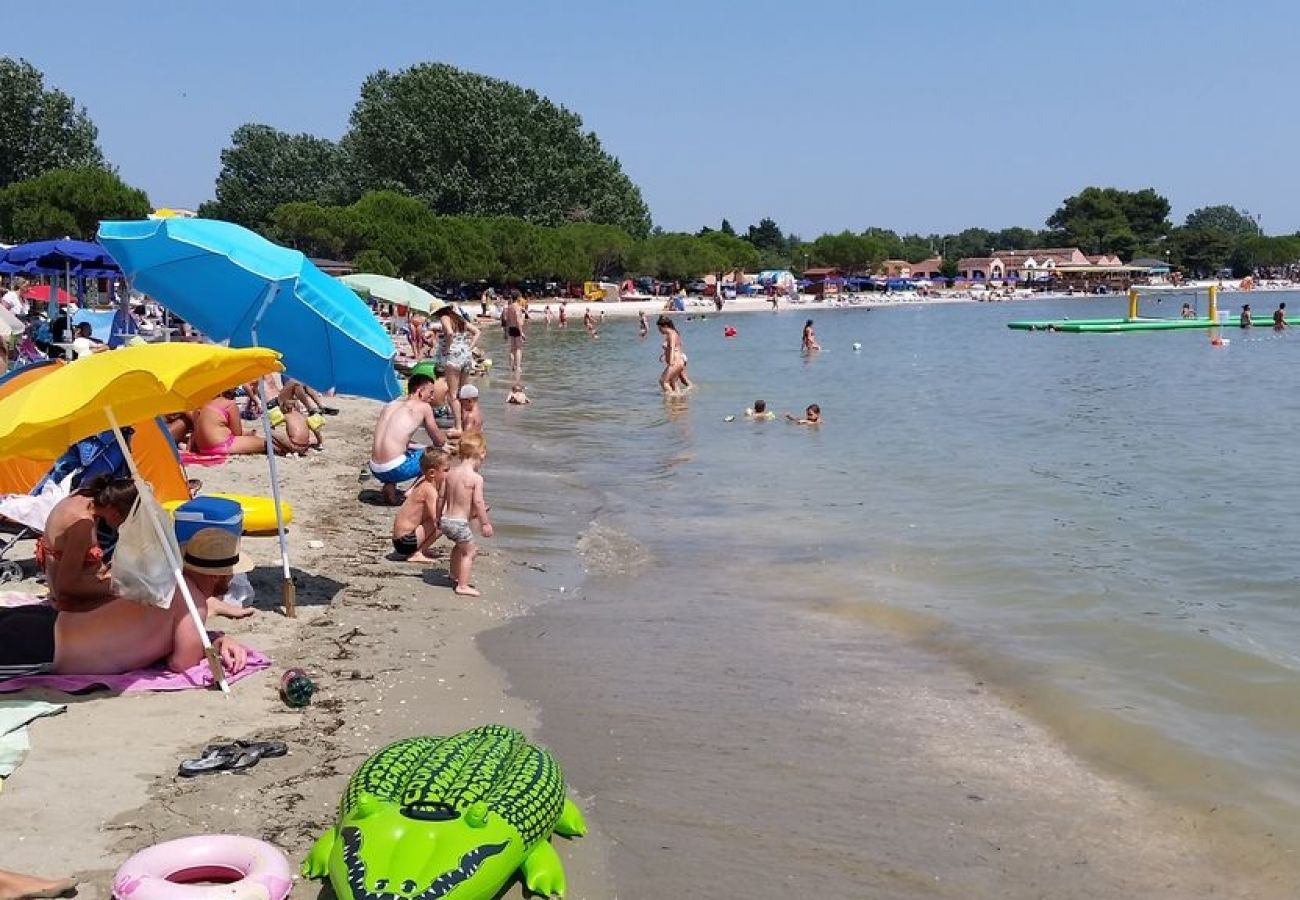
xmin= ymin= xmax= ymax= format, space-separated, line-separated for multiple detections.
xmin=370 ymin=373 xmax=447 ymax=505
xmin=0 ymin=527 xmax=253 ymax=682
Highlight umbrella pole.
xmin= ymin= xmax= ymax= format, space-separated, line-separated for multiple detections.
xmin=254 ymin=380 xmax=295 ymax=617
xmin=250 ymin=282 xmax=295 ymax=617
xmin=104 ymin=408 xmax=231 ymax=694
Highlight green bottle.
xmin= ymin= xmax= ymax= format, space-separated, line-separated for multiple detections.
xmin=280 ymin=668 xmax=316 ymax=708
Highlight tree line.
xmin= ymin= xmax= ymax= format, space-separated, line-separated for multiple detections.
xmin=0 ymin=56 xmax=1296 ymax=284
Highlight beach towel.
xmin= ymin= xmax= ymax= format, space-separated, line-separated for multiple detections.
xmin=0 ymin=646 xmax=270 ymax=694
xmin=180 ymin=450 xmax=228 ymax=467
xmin=0 ymin=699 xmax=66 ymax=778
xmin=0 ymin=478 xmax=67 ymax=532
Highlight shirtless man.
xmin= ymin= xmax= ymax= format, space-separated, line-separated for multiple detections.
xmin=0 ymin=528 xmax=252 ymax=684
xmin=369 ymin=373 xmax=446 ymax=505
xmin=502 ymin=290 xmax=526 ymax=374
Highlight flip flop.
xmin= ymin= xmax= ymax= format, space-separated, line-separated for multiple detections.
xmin=179 ymin=740 xmax=286 ymax=777
xmin=320 ymin=406 xmax=340 ymax=415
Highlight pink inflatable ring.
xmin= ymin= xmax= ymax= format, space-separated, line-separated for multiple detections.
xmin=113 ymin=835 xmax=292 ymax=900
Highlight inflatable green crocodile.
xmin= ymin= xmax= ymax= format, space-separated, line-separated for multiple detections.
xmin=303 ymin=725 xmax=586 ymax=900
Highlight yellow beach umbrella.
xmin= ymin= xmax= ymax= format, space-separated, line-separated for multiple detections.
xmin=0 ymin=343 xmax=283 ymax=692
xmin=0 ymin=343 xmax=282 ymax=458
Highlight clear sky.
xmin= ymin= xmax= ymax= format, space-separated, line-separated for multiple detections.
xmin=10 ymin=0 xmax=1299 ymax=237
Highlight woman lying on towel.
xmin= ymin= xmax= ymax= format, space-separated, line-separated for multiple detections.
xmin=38 ymin=476 xmax=137 ymax=613
xmin=0 ymin=528 xmax=251 ymax=683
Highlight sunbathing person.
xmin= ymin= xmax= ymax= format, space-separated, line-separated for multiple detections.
xmin=0 ymin=527 xmax=252 ymax=683
xmin=192 ymin=391 xmax=294 ymax=456
xmin=38 ymin=476 xmax=137 ymax=613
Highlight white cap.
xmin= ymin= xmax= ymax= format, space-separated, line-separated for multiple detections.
xmin=458 ymin=384 xmax=479 ymax=400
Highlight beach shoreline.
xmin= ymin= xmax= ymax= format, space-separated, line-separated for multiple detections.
xmin=1 ymin=396 xmax=615 ymax=899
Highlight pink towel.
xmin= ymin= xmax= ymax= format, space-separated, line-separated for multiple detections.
xmin=0 ymin=647 xmax=271 ymax=694
xmin=180 ymin=451 xmax=228 ymax=467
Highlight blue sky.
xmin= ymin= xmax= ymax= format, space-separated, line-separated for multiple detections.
xmin=11 ymin=0 xmax=1298 ymax=237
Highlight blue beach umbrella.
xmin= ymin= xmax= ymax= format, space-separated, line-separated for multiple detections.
xmin=97 ymin=218 xmax=400 ymax=401
xmin=98 ymin=218 xmax=401 ymax=616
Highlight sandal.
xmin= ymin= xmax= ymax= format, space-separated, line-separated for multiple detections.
xmin=178 ymin=740 xmax=287 ymax=777
xmin=320 ymin=406 xmax=340 ymax=416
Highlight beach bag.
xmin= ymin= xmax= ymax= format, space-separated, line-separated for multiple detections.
xmin=110 ymin=482 xmax=178 ymax=608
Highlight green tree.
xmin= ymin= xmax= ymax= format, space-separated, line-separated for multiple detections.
xmin=352 ymin=250 xmax=396 ymax=277
xmin=0 ymin=58 xmax=103 ymax=188
xmin=743 ymin=217 xmax=786 ymax=257
xmin=0 ymin=167 xmax=149 ymax=241
xmin=344 ymin=63 xmax=650 ymax=237
xmin=719 ymin=218 xmax=735 ymax=236
xmin=1169 ymin=227 xmax=1234 ymax=276
xmin=201 ymin=124 xmax=353 ymax=230
xmin=1183 ymin=205 xmax=1260 ymax=237
xmin=1046 ymin=187 xmax=1170 ymax=256
xmin=700 ymin=230 xmax=761 ymax=272
xmin=807 ymin=230 xmax=878 ymax=272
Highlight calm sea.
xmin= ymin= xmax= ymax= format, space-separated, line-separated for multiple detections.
xmin=475 ymin=294 xmax=1300 ymax=896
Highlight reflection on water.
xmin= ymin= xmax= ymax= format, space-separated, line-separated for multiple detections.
xmin=480 ymin=295 xmax=1300 ymax=891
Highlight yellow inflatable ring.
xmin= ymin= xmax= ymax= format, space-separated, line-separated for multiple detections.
xmin=164 ymin=493 xmax=293 ymax=535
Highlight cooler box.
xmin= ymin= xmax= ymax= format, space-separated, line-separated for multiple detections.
xmin=172 ymin=496 xmax=244 ymax=544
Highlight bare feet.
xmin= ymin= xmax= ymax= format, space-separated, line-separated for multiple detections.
xmin=453 ymin=584 xmax=481 ymax=597
xmin=0 ymin=869 xmax=77 ymax=899
xmin=210 ymin=597 xmax=256 ymax=619
xmin=403 ymin=551 xmax=440 ymax=564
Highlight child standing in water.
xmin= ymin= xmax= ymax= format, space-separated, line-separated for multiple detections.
xmin=638 ymin=309 xmax=649 ymax=338
xmin=391 ymin=448 xmax=450 ymax=563
xmin=437 ymin=433 xmax=494 ymax=596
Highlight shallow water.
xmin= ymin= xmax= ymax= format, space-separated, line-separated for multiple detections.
xmin=476 ymin=296 xmax=1300 ymax=894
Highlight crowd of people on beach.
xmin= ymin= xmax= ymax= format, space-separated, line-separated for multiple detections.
xmin=0 ymin=273 xmax=842 ymax=894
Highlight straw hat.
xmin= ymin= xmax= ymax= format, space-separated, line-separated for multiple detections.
xmin=182 ymin=527 xmax=253 ymax=576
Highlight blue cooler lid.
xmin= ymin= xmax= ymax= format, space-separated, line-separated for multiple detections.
xmin=173 ymin=496 xmax=244 ymax=545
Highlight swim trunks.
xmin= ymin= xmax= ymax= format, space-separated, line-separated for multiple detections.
xmin=440 ymin=517 xmax=473 ymax=545
xmin=392 ymin=533 xmax=419 ymax=557
xmin=369 ymin=448 xmax=424 ymax=485
xmin=0 ymin=605 xmax=58 ymax=681
xmin=507 ymin=326 xmax=522 ymax=338
xmin=440 ymin=334 xmax=473 ymax=372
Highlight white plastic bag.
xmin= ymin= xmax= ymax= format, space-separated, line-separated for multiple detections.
xmin=110 ymin=482 xmax=179 ymax=608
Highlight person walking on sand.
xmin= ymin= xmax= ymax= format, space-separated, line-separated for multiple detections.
xmin=369 ymin=374 xmax=447 ymax=506
xmin=391 ymin=448 xmax=451 ymax=563
xmin=802 ymin=319 xmax=822 ymax=353
xmin=657 ymin=316 xmax=691 ymax=394
xmin=503 ymin=290 xmax=526 ymax=374
xmin=437 ymin=433 xmax=494 ymax=597
xmin=638 ymin=309 xmax=648 ymax=338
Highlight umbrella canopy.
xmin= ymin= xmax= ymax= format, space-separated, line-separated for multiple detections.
xmin=97 ymin=219 xmax=400 ymax=401
xmin=23 ymin=284 xmax=74 ymax=305
xmin=0 ymin=343 xmax=282 ymax=460
xmin=338 ymin=273 xmax=439 ymax=314
xmin=0 ymin=239 xmax=120 ymax=275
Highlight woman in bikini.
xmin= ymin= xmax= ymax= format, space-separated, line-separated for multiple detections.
xmin=433 ymin=305 xmax=481 ymax=433
xmin=38 ymin=476 xmax=137 ymax=612
xmin=192 ymin=391 xmax=293 ymax=456
xmin=657 ymin=316 xmax=691 ymax=394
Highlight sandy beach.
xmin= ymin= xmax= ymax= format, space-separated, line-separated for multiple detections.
xmin=1 ymin=395 xmax=615 ymax=898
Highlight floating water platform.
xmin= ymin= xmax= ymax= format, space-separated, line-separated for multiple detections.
xmin=1007 ymin=316 xmax=1233 ymax=333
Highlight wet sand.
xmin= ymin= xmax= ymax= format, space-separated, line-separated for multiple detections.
xmin=1 ymin=396 xmax=613 ymax=898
